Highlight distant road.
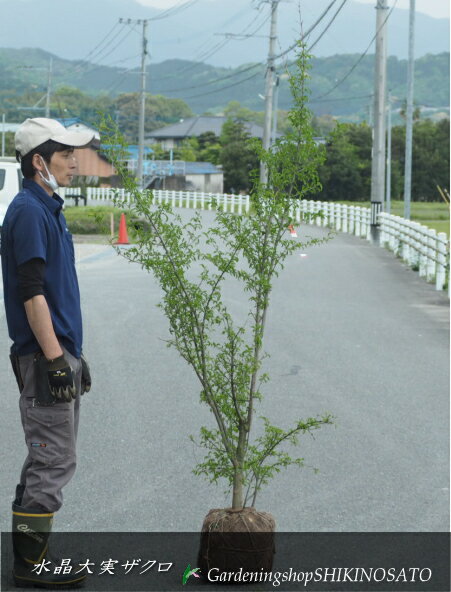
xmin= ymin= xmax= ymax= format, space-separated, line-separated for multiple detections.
xmin=0 ymin=210 xmax=448 ymax=533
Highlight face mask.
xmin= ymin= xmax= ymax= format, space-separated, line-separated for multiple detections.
xmin=38 ymin=157 xmax=59 ymax=192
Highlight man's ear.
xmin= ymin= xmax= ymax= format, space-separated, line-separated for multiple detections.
xmin=32 ymin=153 xmax=46 ymax=173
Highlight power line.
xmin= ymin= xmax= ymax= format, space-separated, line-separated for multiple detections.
xmin=77 ymin=22 xmax=123 ymax=65
xmin=92 ymin=24 xmax=140 ymax=65
xmin=155 ymin=6 xmax=268 ymax=83
xmin=156 ymin=1 xmax=342 ymax=97
xmin=308 ymin=0 xmax=348 ymax=52
xmin=149 ymin=0 xmax=199 ymax=21
xmin=274 ymin=0 xmax=338 ymax=60
xmin=157 ymin=62 xmax=263 ymax=94
xmin=311 ymin=0 xmax=398 ymax=101
xmin=309 ymin=92 xmax=373 ymax=103
xmin=181 ymin=71 xmax=263 ymax=100
xmin=74 ymin=53 xmax=142 ymax=80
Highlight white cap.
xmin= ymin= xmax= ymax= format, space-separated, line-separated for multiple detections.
xmin=15 ymin=117 xmax=95 ymax=157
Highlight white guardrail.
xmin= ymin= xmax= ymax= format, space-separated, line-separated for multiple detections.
xmin=64 ymin=188 xmax=449 ymax=295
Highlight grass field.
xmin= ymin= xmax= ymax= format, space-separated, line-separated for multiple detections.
xmin=339 ymin=200 xmax=450 ymax=237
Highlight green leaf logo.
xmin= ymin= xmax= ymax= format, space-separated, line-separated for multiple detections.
xmin=182 ymin=564 xmax=200 ymax=585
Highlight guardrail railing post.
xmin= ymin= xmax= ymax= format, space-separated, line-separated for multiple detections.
xmin=354 ymin=207 xmax=361 ymax=237
xmin=426 ymin=228 xmax=437 ymax=282
xmin=436 ymin=233 xmax=447 ymax=291
xmin=325 ymin=202 xmax=330 ymax=228
xmin=342 ymin=204 xmax=348 ymax=234
xmin=349 ymin=205 xmax=355 ymax=235
xmin=409 ymin=222 xmax=421 ymax=270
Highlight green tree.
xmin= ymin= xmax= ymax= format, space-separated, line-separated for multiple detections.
xmin=220 ymin=119 xmax=259 ymax=193
xmin=390 ymin=119 xmax=450 ymax=201
xmin=316 ymin=123 xmax=367 ymax=201
xmin=113 ymin=93 xmax=193 ymax=144
xmin=101 ymin=44 xmax=333 ymax=509
xmin=223 ymin=100 xmax=264 ymax=125
xmin=197 ymin=131 xmax=221 ymax=165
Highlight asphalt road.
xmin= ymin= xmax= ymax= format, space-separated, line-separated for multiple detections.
xmin=0 ymin=210 xmax=449 ymax=533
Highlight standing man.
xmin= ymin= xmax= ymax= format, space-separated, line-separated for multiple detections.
xmin=1 ymin=118 xmax=94 ymax=588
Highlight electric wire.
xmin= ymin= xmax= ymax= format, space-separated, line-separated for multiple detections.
xmin=155 ymin=0 xmax=340 ymax=95
xmin=78 ymin=23 xmax=129 ymax=67
xmin=182 ymin=71 xmax=263 ymax=100
xmin=309 ymin=93 xmax=373 ymax=103
xmin=76 ymin=22 xmax=123 ymax=65
xmin=311 ymin=0 xmax=398 ymax=101
xmin=90 ymin=25 xmax=140 ymax=67
xmin=274 ymin=0 xmax=338 ymax=60
xmin=308 ymin=0 xmax=348 ymax=52
xmin=74 ymin=22 xmax=139 ymax=76
xmin=157 ymin=62 xmax=264 ymax=94
xmin=155 ymin=6 xmax=270 ymax=83
xmin=149 ymin=0 xmax=199 ymax=21
xmin=78 ymin=54 xmax=143 ymax=79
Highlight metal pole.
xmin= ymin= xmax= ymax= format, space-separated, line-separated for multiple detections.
xmin=271 ymin=75 xmax=280 ymax=146
xmin=260 ymin=0 xmax=279 ymax=184
xmin=403 ymin=0 xmax=415 ymax=220
xmin=386 ymin=91 xmax=392 ymax=214
xmin=138 ymin=20 xmax=148 ymax=191
xmin=45 ymin=58 xmax=53 ymax=118
xmin=370 ymin=0 xmax=388 ymax=241
xmin=1 ymin=113 xmax=5 ymax=157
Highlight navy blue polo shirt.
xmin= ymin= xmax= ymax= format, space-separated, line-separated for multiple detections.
xmin=1 ymin=179 xmax=82 ymax=358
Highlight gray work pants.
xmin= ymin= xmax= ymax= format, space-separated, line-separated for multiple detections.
xmin=17 ymin=347 xmax=82 ymax=512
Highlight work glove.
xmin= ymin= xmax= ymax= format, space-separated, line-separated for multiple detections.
xmin=80 ymin=354 xmax=92 ymax=395
xmin=46 ymin=355 xmax=76 ymax=401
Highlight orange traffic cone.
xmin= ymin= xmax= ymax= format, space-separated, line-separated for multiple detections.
xmin=116 ymin=213 xmax=129 ymax=245
xmin=288 ymin=224 xmax=298 ymax=238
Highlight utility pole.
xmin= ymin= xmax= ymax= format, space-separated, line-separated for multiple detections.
xmin=386 ymin=91 xmax=392 ymax=214
xmin=45 ymin=58 xmax=53 ymax=118
xmin=2 ymin=113 xmax=5 ymax=157
xmin=17 ymin=58 xmax=53 ymax=117
xmin=271 ymin=74 xmax=280 ymax=146
xmin=260 ymin=0 xmax=279 ymax=184
xmin=403 ymin=0 xmax=415 ymax=219
xmin=370 ymin=0 xmax=388 ymax=242
xmin=120 ymin=18 xmax=149 ymax=189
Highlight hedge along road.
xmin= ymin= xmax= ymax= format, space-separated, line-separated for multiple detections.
xmin=0 ymin=208 xmax=449 ymax=533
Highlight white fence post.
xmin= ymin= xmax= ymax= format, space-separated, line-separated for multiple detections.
xmin=418 ymin=224 xmax=428 ymax=278
xmin=436 ymin=233 xmax=447 ymax=291
xmin=426 ymin=228 xmax=437 ymax=282
xmin=325 ymin=202 xmax=330 ymax=228
xmin=342 ymin=204 xmax=348 ymax=234
xmin=355 ymin=206 xmax=361 ymax=236
xmin=349 ymin=206 xmax=355 ymax=235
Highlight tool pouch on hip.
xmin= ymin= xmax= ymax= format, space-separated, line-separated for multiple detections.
xmin=33 ymin=353 xmax=56 ymax=406
xmin=9 ymin=353 xmax=24 ymax=393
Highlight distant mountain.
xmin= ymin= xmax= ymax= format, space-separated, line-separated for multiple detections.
xmin=0 ymin=48 xmax=448 ymax=119
xmin=0 ymin=0 xmax=448 ymax=67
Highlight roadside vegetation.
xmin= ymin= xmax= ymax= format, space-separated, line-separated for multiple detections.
xmin=64 ymin=205 xmax=150 ymax=237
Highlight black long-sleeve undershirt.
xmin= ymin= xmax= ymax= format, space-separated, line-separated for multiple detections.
xmin=17 ymin=258 xmax=45 ymax=303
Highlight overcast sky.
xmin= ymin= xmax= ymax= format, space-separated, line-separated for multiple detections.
xmin=137 ymin=0 xmax=450 ymax=19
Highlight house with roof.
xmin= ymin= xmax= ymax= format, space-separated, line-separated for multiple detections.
xmin=145 ymin=115 xmax=272 ymax=151
xmin=56 ymin=118 xmax=100 ymax=142
xmin=157 ymin=161 xmax=223 ymax=193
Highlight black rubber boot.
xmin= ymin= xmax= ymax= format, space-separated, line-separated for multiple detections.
xmin=12 ymin=503 xmax=86 ymax=588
